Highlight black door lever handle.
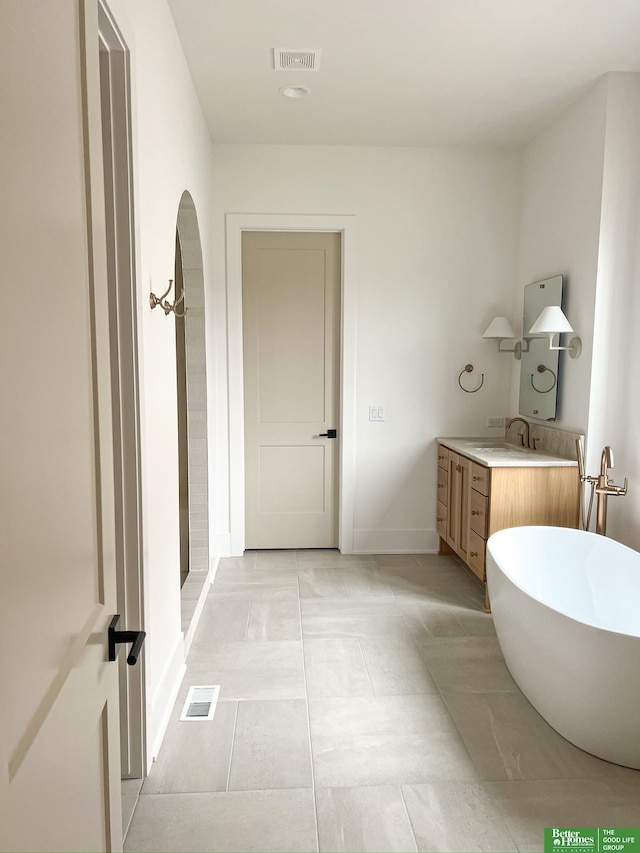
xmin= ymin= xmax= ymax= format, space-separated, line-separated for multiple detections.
xmin=108 ymin=614 xmax=146 ymax=666
xmin=318 ymin=429 xmax=337 ymax=439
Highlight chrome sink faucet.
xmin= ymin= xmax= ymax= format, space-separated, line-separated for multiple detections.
xmin=506 ymin=416 xmax=531 ymax=449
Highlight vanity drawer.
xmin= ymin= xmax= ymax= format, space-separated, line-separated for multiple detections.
xmin=470 ymin=489 xmax=488 ymax=538
xmin=468 ymin=530 xmax=486 ymax=581
xmin=436 ymin=500 xmax=447 ymax=539
xmin=470 ymin=462 xmax=489 ymax=496
xmin=437 ymin=465 xmax=448 ymax=505
xmin=437 ymin=446 xmax=449 ymax=470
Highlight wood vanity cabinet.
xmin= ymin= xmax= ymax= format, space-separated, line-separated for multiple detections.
xmin=436 ymin=443 xmax=579 ymax=600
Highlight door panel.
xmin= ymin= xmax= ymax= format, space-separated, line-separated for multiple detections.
xmin=243 ymin=232 xmax=340 ymax=549
xmin=1 ymin=2 xmax=122 ymax=849
xmin=259 ymin=445 xmax=326 ymax=513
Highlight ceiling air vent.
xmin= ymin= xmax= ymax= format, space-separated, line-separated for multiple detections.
xmin=179 ymin=685 xmax=220 ymax=722
xmin=273 ymin=48 xmax=321 ymax=72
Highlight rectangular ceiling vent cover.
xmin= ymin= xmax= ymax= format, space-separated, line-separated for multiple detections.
xmin=273 ymin=49 xmax=321 ymax=72
xmin=179 ymin=685 xmax=220 ymax=722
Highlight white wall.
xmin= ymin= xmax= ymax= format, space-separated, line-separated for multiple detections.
xmin=211 ymin=145 xmax=521 ymax=552
xmin=513 ymin=77 xmax=608 ymax=434
xmin=514 ymin=73 xmax=640 ymax=548
xmin=587 ymin=74 xmax=640 ymax=547
xmin=104 ymin=0 xmax=217 ymax=762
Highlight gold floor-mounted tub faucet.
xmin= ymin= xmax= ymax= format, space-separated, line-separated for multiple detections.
xmin=576 ymin=439 xmax=628 ymax=535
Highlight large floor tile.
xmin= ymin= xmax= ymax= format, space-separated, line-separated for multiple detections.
xmin=296 ymin=550 xmax=379 ymax=568
xmin=142 ymin=700 xmax=237 ymax=794
xmin=246 ymin=600 xmax=301 ymax=641
xmin=186 ymin=641 xmax=306 ymax=700
xmin=298 ymin=566 xmax=348 ymax=598
xmin=254 ymin=549 xmax=298 ymax=568
xmin=413 ymin=554 xmax=461 ymax=571
xmin=402 ymin=781 xmax=517 ymax=852
xmin=396 ymin=598 xmax=469 ymax=639
xmin=380 ymin=565 xmax=454 ymax=601
xmin=227 ymin=699 xmax=312 ymax=791
xmin=316 ymin=785 xmax=417 ymax=852
xmin=341 ymin=565 xmax=396 ymax=599
xmin=446 ymin=602 xmax=497 ymax=637
xmin=444 ymin=687 xmax=640 ymax=783
xmin=309 ymin=695 xmax=478 ymax=787
xmin=373 ymin=554 xmax=422 ymax=569
xmin=124 ymin=789 xmax=317 ymax=853
xmin=301 ymin=598 xmax=412 ymax=639
xmin=441 ymin=690 xmax=571 ymax=781
xmin=191 ymin=598 xmax=251 ymax=643
xmin=485 ymin=778 xmax=640 ymax=846
xmin=418 ymin=636 xmax=518 ymax=693
xmin=217 ymin=553 xmax=257 ymax=570
xmin=358 ymin=637 xmax=439 ymax=695
xmin=304 ymin=638 xmax=373 ymax=699
xmin=210 ymin=569 xmax=299 ymax=600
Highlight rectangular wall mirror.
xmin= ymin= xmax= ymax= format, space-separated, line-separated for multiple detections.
xmin=519 ymin=274 xmax=563 ymax=420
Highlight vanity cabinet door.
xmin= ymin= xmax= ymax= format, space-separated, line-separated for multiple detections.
xmin=447 ymin=451 xmax=470 ymax=561
xmin=436 ymin=501 xmax=447 ymax=540
xmin=470 ymin=462 xmax=489 ymax=496
xmin=470 ymin=489 xmax=488 ymax=538
xmin=437 ymin=465 xmax=448 ymax=505
xmin=437 ymin=446 xmax=449 ymax=469
xmin=468 ymin=531 xmax=486 ymax=580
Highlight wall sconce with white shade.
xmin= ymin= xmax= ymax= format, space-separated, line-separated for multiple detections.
xmin=528 ymin=305 xmax=582 ymax=359
xmin=482 ymin=316 xmax=527 ymax=359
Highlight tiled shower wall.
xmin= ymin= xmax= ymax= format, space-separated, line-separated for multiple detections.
xmin=178 ymin=195 xmax=209 ymax=577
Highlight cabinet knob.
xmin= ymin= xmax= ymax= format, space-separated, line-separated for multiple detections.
xmin=470 ymin=551 xmax=478 ymax=557
xmin=438 ymin=483 xmax=445 ymax=488
xmin=473 ymin=475 xmax=481 ymax=481
xmin=471 ymin=510 xmax=479 ymax=515
xmin=437 ymin=517 xmax=443 ymax=523
xmin=456 ymin=464 xmax=462 ymax=472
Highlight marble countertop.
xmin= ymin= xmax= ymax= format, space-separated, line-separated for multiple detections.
xmin=437 ymin=436 xmax=578 ymax=468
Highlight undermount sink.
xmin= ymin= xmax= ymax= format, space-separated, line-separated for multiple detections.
xmin=468 ymin=442 xmax=531 ymax=453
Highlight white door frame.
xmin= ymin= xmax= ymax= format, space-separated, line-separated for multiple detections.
xmin=226 ymin=213 xmax=357 ymax=555
xmin=99 ymin=0 xmax=146 ymax=780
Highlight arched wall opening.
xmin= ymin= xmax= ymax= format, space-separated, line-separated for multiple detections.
xmin=174 ymin=190 xmax=210 ymax=631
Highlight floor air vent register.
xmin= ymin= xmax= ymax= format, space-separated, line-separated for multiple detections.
xmin=179 ymin=685 xmax=220 ymax=722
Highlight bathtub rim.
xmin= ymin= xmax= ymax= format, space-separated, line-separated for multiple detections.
xmin=486 ymin=525 xmax=640 ymax=640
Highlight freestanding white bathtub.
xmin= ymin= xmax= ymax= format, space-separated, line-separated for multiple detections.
xmin=487 ymin=526 xmax=640 ymax=769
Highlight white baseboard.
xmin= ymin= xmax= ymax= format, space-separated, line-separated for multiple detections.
xmin=209 ymin=553 xmax=221 ymax=585
xmin=147 ymin=634 xmax=186 ymax=771
xmin=183 ymin=573 xmax=211 ymax=656
xmin=352 ymin=527 xmax=439 ymax=554
xmin=214 ymin=531 xmax=231 ymax=557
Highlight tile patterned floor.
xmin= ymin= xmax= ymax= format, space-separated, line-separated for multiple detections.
xmin=124 ymin=552 xmax=640 ymax=852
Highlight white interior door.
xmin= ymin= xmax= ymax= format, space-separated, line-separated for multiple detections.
xmin=0 ymin=2 xmax=124 ymax=849
xmin=242 ymin=231 xmax=341 ymax=549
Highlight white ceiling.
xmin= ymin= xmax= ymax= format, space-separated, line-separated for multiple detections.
xmin=166 ymin=0 xmax=640 ymax=147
